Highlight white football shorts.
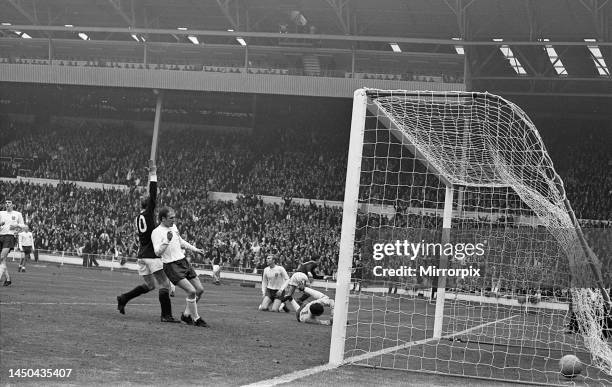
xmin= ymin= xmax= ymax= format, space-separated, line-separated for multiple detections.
xmin=137 ymin=258 xmax=164 ymax=276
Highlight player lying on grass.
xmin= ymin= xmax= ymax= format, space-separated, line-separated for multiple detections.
xmin=277 ymin=272 xmax=310 ymax=312
xmin=258 ymin=254 xmax=289 ymax=312
xmin=296 ymin=287 xmax=335 ymax=325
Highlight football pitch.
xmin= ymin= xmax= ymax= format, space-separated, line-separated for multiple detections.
xmin=344 ymin=293 xmax=612 ymax=386
xmin=0 ymin=262 xmax=606 ymax=386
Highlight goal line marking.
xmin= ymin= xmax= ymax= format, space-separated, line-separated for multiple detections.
xmin=242 ymin=315 xmax=518 ymax=387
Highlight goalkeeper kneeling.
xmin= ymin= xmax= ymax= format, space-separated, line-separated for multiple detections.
xmin=295 ymin=287 xmax=335 ymax=326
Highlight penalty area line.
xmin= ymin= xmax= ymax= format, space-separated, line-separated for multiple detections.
xmin=244 ymin=315 xmax=518 ymax=387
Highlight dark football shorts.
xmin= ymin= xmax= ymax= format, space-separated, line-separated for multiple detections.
xmin=163 ymin=258 xmax=197 ymax=285
xmin=22 ymin=246 xmax=33 ymax=255
xmin=0 ymin=235 xmax=15 ymax=250
xmin=265 ymin=287 xmax=282 ymax=300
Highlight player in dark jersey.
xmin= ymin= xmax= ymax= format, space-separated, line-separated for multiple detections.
xmin=295 ymin=256 xmax=323 ymax=304
xmin=211 ymin=235 xmax=223 ymax=285
xmin=116 ymin=160 xmax=179 ymax=323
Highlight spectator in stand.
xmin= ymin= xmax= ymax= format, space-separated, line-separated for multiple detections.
xmin=84 ymin=235 xmax=100 ymax=267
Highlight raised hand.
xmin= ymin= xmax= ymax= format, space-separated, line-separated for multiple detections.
xmin=148 ymin=159 xmax=157 ymax=175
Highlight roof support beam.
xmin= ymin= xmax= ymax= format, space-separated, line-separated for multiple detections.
xmin=7 ymin=0 xmax=37 ymax=25
xmin=511 ymin=47 xmax=541 ymax=76
xmin=2 ymin=25 xmax=612 ymax=47
xmin=7 ymin=0 xmax=51 ymax=38
xmin=471 ymin=46 xmax=499 ymax=75
xmin=216 ymin=0 xmax=238 ymax=31
xmin=324 ymin=0 xmax=351 ymax=35
xmin=444 ymin=0 xmax=475 ymax=89
xmin=108 ymin=0 xmax=134 ymax=26
xmin=443 ymin=0 xmax=474 ymax=38
xmin=577 ymin=0 xmax=609 ymax=39
xmin=524 ymin=0 xmax=541 ymax=41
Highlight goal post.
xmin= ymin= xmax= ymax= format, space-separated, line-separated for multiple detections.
xmin=329 ymin=89 xmax=368 ymax=366
xmin=329 ymin=88 xmax=612 ymax=384
xmin=433 ymin=185 xmax=453 ymax=339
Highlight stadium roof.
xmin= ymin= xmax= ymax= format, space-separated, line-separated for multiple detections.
xmin=0 ymin=0 xmax=610 ymax=101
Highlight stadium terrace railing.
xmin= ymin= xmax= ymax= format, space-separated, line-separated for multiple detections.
xmin=0 ymin=56 xmax=463 ymax=84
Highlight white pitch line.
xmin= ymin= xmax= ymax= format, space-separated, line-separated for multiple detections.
xmin=241 ymin=363 xmax=338 ymax=387
xmin=243 ymin=315 xmax=518 ymax=387
xmin=4 ymin=272 xmax=136 ymax=284
xmin=0 ymin=302 xmax=155 ymax=306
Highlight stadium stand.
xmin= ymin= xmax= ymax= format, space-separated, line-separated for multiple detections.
xmin=1 ymin=116 xmax=609 ymax=220
xmin=0 ymin=112 xmax=609 ymax=285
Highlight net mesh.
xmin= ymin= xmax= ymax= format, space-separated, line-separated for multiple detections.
xmin=342 ymin=89 xmax=611 ymax=385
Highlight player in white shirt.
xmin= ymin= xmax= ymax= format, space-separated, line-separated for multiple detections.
xmin=0 ymin=199 xmax=25 ymax=286
xmin=277 ymin=272 xmax=310 ymax=313
xmin=151 ymin=206 xmax=208 ymax=327
xmin=17 ymin=225 xmax=34 ymax=273
xmin=296 ymin=287 xmax=335 ymax=325
xmin=258 ymin=255 xmax=289 ymax=312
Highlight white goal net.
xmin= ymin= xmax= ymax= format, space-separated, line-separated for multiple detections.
xmin=329 ymin=89 xmax=612 ymax=385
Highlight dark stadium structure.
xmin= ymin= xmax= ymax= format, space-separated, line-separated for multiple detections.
xmin=0 ymin=0 xmax=610 ymax=101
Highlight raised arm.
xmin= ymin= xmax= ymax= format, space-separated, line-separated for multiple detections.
xmin=147 ymin=159 xmax=157 ymax=210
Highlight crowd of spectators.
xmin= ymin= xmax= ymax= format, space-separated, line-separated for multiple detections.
xmin=0 ymin=119 xmax=350 ymax=199
xmin=0 ymin=180 xmax=608 ymax=285
xmin=1 ymin=117 xmax=609 ymax=221
xmin=538 ymin=124 xmax=611 ymax=221
xmin=0 ymin=180 xmax=344 ymax=276
xmin=0 ymin=113 xmax=609 ymax=284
